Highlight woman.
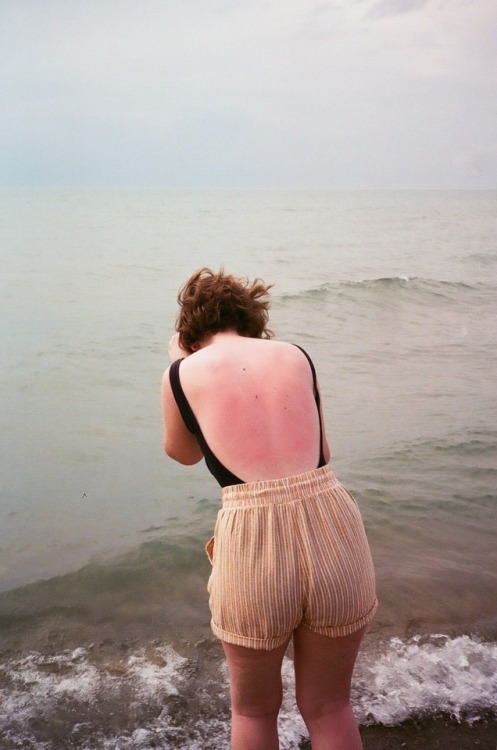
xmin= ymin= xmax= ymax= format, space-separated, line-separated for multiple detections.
xmin=161 ymin=268 xmax=377 ymax=750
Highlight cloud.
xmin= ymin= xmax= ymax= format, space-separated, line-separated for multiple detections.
xmin=366 ymin=0 xmax=429 ymax=19
xmin=0 ymin=0 xmax=496 ymax=188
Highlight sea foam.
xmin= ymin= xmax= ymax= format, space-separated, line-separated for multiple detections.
xmin=1 ymin=634 xmax=495 ymax=749
xmin=354 ymin=633 xmax=497 ymax=725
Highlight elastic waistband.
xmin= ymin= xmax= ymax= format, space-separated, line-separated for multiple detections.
xmin=221 ymin=465 xmax=340 ymax=508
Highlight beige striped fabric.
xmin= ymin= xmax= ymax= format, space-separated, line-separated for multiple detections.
xmin=205 ymin=465 xmax=377 ymax=650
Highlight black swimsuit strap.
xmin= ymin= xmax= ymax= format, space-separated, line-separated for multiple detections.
xmin=168 ymin=358 xmax=199 ymax=434
xmin=293 ymin=345 xmax=327 ymax=468
xmin=169 ymin=358 xmax=244 ymax=486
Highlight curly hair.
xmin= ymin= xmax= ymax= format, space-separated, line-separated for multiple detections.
xmin=176 ymin=268 xmax=273 ymax=353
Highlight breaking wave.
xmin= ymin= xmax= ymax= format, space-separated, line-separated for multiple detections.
xmin=277 ymin=276 xmax=493 ymax=308
xmin=1 ymin=633 xmax=496 ymax=749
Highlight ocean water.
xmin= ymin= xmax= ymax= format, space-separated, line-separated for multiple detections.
xmin=0 ymin=189 xmax=496 ymax=748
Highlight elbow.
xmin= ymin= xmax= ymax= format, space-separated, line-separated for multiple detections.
xmin=163 ymin=441 xmax=180 ymax=462
xmin=163 ymin=441 xmax=202 ymax=466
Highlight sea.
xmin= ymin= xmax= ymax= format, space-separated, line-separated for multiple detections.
xmin=0 ymin=189 xmax=496 ymax=749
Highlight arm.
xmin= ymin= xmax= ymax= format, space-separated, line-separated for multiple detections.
xmin=319 ymin=394 xmax=331 ymax=464
xmin=161 ymin=368 xmax=203 ymax=465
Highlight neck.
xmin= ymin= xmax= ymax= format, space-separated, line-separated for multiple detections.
xmin=197 ymin=329 xmax=240 ymax=349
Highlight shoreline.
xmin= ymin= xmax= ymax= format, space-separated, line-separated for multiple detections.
xmin=300 ymin=716 xmax=497 ymax=749
xmin=360 ymin=716 xmax=497 ymax=749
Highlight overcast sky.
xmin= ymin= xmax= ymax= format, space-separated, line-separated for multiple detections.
xmin=1 ymin=0 xmax=496 ymax=189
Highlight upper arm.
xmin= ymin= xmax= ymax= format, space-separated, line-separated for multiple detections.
xmin=161 ymin=368 xmax=203 ymax=465
xmin=319 ymin=400 xmax=331 ymax=464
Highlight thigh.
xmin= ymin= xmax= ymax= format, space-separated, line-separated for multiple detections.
xmin=293 ymin=625 xmax=366 ymax=712
xmin=223 ymin=638 xmax=291 ymax=715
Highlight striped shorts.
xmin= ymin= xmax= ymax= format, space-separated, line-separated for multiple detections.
xmin=205 ymin=465 xmax=377 ymax=650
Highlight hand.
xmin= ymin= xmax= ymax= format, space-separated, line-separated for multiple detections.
xmin=168 ymin=333 xmax=188 ymax=362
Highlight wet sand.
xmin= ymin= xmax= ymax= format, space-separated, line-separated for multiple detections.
xmin=360 ymin=716 xmax=497 ymax=749
xmin=297 ymin=716 xmax=497 ymax=749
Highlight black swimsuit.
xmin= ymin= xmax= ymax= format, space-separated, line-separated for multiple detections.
xmin=169 ymin=345 xmax=327 ymax=487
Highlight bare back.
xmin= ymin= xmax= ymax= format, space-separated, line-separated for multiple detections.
xmin=175 ymin=334 xmax=330 ymax=482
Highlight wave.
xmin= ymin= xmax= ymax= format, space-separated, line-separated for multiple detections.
xmin=277 ymin=276 xmax=492 ymax=306
xmin=465 ymin=251 xmax=497 ymax=267
xmin=1 ymin=633 xmax=495 ymax=749
xmin=379 ymin=430 xmax=497 ymax=461
xmin=354 ymin=633 xmax=497 ymax=726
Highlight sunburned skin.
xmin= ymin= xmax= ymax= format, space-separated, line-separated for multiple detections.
xmin=161 ymin=330 xmax=330 ymax=482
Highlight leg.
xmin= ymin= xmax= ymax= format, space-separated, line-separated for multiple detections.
xmin=222 ymin=637 xmax=291 ymax=750
xmin=293 ymin=625 xmax=366 ymax=750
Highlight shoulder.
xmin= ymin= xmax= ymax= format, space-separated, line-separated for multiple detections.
xmin=166 ymin=356 xmax=184 ymax=380
xmin=162 ymin=358 xmax=181 ymax=392
xmin=259 ymin=339 xmax=315 ymax=366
